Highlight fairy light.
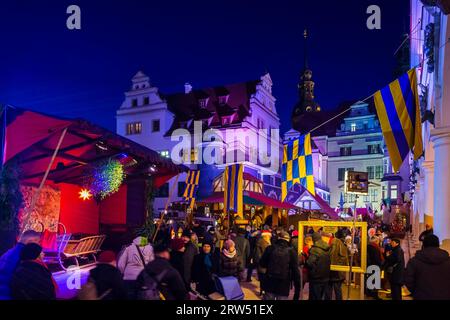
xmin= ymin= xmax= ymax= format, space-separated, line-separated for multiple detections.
xmin=79 ymin=189 xmax=93 ymax=201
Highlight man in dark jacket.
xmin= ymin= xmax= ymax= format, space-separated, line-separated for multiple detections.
xmin=181 ymin=230 xmax=198 ymax=290
xmin=384 ymin=238 xmax=405 ymax=300
xmin=233 ymin=228 xmax=251 ymax=277
xmin=138 ymin=243 xmax=188 ymax=300
xmin=306 ymin=232 xmax=331 ymax=300
xmin=10 ymin=243 xmax=56 ymax=300
xmin=259 ymin=231 xmax=300 ymax=300
xmin=0 ymin=230 xmax=41 ymax=300
xmin=405 ymin=234 xmax=450 ymax=300
xmin=325 ymin=231 xmax=348 ymax=300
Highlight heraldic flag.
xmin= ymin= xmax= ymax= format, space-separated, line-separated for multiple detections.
xmin=374 ymin=69 xmax=423 ymax=172
xmin=183 ymin=170 xmax=200 ymax=209
xmin=223 ymin=164 xmax=244 ymax=214
xmin=282 ymin=133 xmax=315 ymax=201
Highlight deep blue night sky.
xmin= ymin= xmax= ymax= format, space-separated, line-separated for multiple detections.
xmin=0 ymin=0 xmax=409 ymax=134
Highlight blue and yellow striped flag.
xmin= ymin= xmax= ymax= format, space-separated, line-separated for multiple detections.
xmin=374 ymin=69 xmax=423 ymax=172
xmin=183 ymin=170 xmax=200 ymax=209
xmin=223 ymin=164 xmax=244 ymax=215
xmin=282 ymin=133 xmax=315 ymax=201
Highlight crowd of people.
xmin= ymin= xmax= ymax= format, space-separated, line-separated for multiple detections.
xmin=0 ymin=221 xmax=450 ymax=300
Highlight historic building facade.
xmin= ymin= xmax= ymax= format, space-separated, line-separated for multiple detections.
xmin=286 ymin=33 xmax=409 ymax=214
xmin=410 ymin=0 xmax=450 ymax=250
xmin=116 ymin=71 xmax=282 ymax=215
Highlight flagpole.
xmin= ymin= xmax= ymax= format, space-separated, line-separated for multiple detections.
xmin=153 ymin=173 xmax=180 ymax=243
xmin=22 ymin=127 xmax=68 ymax=230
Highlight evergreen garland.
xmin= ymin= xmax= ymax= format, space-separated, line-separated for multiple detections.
xmin=0 ymin=161 xmax=24 ymax=232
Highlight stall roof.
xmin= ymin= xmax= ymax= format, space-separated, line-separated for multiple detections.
xmin=198 ymin=191 xmax=299 ymax=210
xmin=1 ymin=105 xmax=186 ymax=187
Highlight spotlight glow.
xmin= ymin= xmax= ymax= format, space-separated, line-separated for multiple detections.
xmin=79 ymin=189 xmax=93 ymax=201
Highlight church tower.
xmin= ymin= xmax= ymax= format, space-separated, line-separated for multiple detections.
xmin=292 ymin=30 xmax=321 ymax=130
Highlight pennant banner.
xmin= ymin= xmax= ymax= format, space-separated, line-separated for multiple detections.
xmin=223 ymin=164 xmax=244 ymax=215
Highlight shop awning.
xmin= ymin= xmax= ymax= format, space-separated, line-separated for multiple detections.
xmin=1 ymin=105 xmax=187 ymax=187
xmin=198 ymin=191 xmax=299 ymax=210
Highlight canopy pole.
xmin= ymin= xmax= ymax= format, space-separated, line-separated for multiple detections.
xmin=152 ymin=173 xmax=180 ymax=243
xmin=22 ymin=128 xmax=68 ymax=231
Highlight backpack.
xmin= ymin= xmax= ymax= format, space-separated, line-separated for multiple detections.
xmin=136 ymin=269 xmax=168 ymax=300
xmin=267 ymin=244 xmax=291 ymax=280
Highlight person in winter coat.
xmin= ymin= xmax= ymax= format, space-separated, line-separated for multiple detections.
xmin=117 ymin=236 xmax=154 ymax=299
xmin=246 ymin=230 xmax=259 ymax=282
xmin=405 ymin=234 xmax=450 ymax=300
xmin=0 ymin=230 xmax=41 ymax=300
xmin=254 ymin=230 xmax=272 ymax=295
xmin=233 ymin=228 xmax=251 ymax=276
xmin=384 ymin=238 xmax=405 ymax=300
xmin=137 ymin=243 xmax=188 ymax=300
xmin=306 ymin=232 xmax=331 ymax=300
xmin=259 ymin=231 xmax=300 ymax=300
xmin=366 ymin=236 xmax=384 ymax=299
xmin=181 ymin=230 xmax=199 ymax=290
xmin=78 ymin=251 xmax=127 ymax=300
xmin=219 ymin=239 xmax=241 ymax=278
xmin=192 ymin=240 xmax=220 ymax=296
xmin=10 ymin=243 xmax=56 ymax=300
xmin=325 ymin=231 xmax=348 ymax=300
xmin=169 ymin=238 xmax=186 ymax=281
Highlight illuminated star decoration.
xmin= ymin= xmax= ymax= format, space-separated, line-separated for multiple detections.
xmin=79 ymin=189 xmax=93 ymax=201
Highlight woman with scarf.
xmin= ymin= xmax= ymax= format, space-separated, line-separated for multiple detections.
xmin=192 ymin=240 xmax=220 ymax=295
xmin=219 ymin=239 xmax=241 ymax=278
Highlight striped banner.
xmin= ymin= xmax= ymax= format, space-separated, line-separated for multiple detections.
xmin=223 ymin=164 xmax=244 ymax=216
xmin=183 ymin=170 xmax=200 ymax=209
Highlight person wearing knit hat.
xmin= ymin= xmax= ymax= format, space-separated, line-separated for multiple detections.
xmin=191 ymin=239 xmax=220 ymax=295
xmin=169 ymin=238 xmax=186 ymax=285
xmin=258 ymin=228 xmax=300 ymax=300
xmin=219 ymin=239 xmax=241 ymax=278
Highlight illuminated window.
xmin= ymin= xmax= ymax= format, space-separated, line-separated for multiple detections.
xmin=390 ymin=185 xmax=398 ymax=199
xmin=126 ymin=122 xmax=142 ymax=135
xmin=159 ymin=150 xmax=169 ymax=158
xmin=351 ymin=123 xmax=356 ymax=132
xmin=183 ymin=149 xmax=198 ymax=163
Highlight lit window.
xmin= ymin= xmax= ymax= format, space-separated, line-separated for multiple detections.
xmin=390 ymin=185 xmax=398 ymax=199
xmin=351 ymin=123 xmax=356 ymax=132
xmin=182 ymin=149 xmax=198 ymax=163
xmin=159 ymin=150 xmax=169 ymax=158
xmin=126 ymin=122 xmax=142 ymax=135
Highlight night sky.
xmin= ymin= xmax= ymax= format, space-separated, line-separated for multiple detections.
xmin=0 ymin=0 xmax=409 ymax=134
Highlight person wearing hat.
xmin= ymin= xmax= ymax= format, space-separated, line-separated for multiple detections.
xmin=169 ymin=238 xmax=186 ymax=282
xmin=181 ymin=229 xmax=199 ymax=290
xmin=306 ymin=232 xmax=331 ymax=300
xmin=254 ymin=230 xmax=272 ymax=296
xmin=259 ymin=231 xmax=300 ymax=300
xmin=117 ymin=235 xmax=154 ymax=299
xmin=10 ymin=243 xmax=56 ymax=300
xmin=136 ymin=243 xmax=188 ymax=300
xmin=325 ymin=230 xmax=348 ymax=300
xmin=192 ymin=239 xmax=220 ymax=296
xmin=219 ymin=239 xmax=241 ymax=278
xmin=233 ymin=227 xmax=251 ymax=281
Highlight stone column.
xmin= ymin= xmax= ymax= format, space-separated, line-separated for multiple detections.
xmin=430 ymin=128 xmax=450 ymax=252
xmin=421 ymin=161 xmax=435 ymax=228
